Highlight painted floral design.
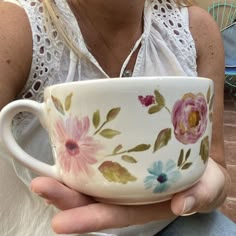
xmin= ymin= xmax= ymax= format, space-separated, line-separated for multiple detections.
xmin=50 ymin=87 xmax=211 ymax=187
xmin=171 ymin=93 xmax=208 ymax=144
xmin=177 ymin=149 xmax=193 ymax=170
xmin=138 ymin=90 xmax=170 ymax=114
xmin=99 ymin=161 xmax=137 ymax=184
xmin=53 ymin=116 xmax=103 ymax=175
xmin=138 ymin=95 xmax=155 ymax=107
xmin=92 ymin=108 xmax=121 ymax=138
xmin=144 ymin=160 xmax=181 ymax=193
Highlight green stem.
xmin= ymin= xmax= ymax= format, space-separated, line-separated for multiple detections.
xmin=105 ymin=150 xmax=128 ymax=157
xmin=178 ymin=160 xmax=186 ymax=170
xmin=165 ymin=106 xmax=171 ymax=114
xmin=94 ymin=121 xmax=107 ymax=135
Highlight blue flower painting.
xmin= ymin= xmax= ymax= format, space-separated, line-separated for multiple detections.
xmin=144 ymin=160 xmax=181 ymax=193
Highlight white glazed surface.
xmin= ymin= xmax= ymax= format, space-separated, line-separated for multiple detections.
xmin=0 ymin=77 xmax=214 ymax=204
xmin=44 ymin=77 xmax=213 ymax=204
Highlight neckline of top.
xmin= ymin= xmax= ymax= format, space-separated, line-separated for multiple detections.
xmin=53 ymin=0 xmax=153 ymax=77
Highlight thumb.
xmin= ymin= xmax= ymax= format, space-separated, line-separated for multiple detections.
xmin=171 ymin=194 xmax=197 ymax=216
xmin=170 ymin=159 xmax=226 ymax=215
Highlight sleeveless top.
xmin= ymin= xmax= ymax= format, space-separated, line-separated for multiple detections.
xmin=1 ymin=0 xmax=197 ymax=235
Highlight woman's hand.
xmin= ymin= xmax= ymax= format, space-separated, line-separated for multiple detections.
xmin=30 ymin=157 xmax=230 ymax=234
xmin=30 ymin=178 xmax=175 ymax=234
xmin=171 ymin=158 xmax=230 ymax=215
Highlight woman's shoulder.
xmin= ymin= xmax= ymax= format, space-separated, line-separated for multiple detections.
xmin=188 ymin=5 xmax=223 ymax=58
xmin=188 ymin=5 xmax=225 ymax=86
xmin=0 ymin=1 xmax=32 ymax=107
xmin=188 ymin=5 xmax=221 ymax=34
xmin=0 ymin=1 xmax=32 ymax=57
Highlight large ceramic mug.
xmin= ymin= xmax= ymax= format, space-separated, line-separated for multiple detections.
xmin=0 ymin=77 xmax=214 ymax=205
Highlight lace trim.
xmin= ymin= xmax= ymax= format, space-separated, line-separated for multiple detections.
xmin=17 ymin=0 xmax=64 ymax=101
xmin=151 ymin=0 xmax=197 ymax=73
xmin=13 ymin=0 xmax=66 ymax=137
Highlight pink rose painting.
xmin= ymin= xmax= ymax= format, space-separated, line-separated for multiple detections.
xmin=53 ymin=116 xmax=103 ymax=175
xmin=171 ymin=93 xmax=208 ymax=144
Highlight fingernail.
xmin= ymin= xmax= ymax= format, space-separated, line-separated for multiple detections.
xmin=30 ymin=185 xmax=40 ymax=194
xmin=182 ymin=196 xmax=195 ymax=214
xmin=30 ymin=188 xmax=46 ymax=198
xmin=31 ymin=189 xmax=43 ymax=196
xmin=44 ymin=199 xmax=52 ymax=205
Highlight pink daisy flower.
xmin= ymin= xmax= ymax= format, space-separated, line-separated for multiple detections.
xmin=53 ymin=116 xmax=103 ymax=175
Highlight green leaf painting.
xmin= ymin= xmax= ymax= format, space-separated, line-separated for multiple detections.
xmin=52 ymin=93 xmax=74 ymax=114
xmin=185 ymin=149 xmax=191 ymax=160
xmin=209 ymin=112 xmax=213 ymax=122
xmin=98 ymin=161 xmax=137 ymax=184
xmin=65 ymin=93 xmax=73 ymax=111
xmin=128 ymin=144 xmax=151 ymax=152
xmin=154 ymin=90 xmax=165 ymax=106
xmin=51 ymin=96 xmax=65 ymax=115
xmin=106 ymin=107 xmax=121 ymax=122
xmin=177 ymin=149 xmax=192 ymax=170
xmin=207 ymin=86 xmax=211 ymax=104
xmin=177 ymin=149 xmax=184 ymax=167
xmin=93 ymin=110 xmax=100 ymax=129
xmin=146 ymin=90 xmax=165 ymax=114
xmin=153 ymin=128 xmax=172 ymax=152
xmin=121 ymin=155 xmax=137 ymax=163
xmin=181 ymin=162 xmax=193 ymax=170
xmin=93 ymin=107 xmax=121 ymax=136
xmin=199 ymin=136 xmax=209 ymax=164
xmin=209 ymin=94 xmax=214 ymax=111
xmin=112 ymin=144 xmax=123 ymax=155
xmin=148 ymin=104 xmax=164 ymax=114
xmin=99 ymin=129 xmax=121 ymax=139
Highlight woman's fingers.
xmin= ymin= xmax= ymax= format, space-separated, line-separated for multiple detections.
xmin=171 ymin=158 xmax=227 ymax=215
xmin=30 ymin=158 xmax=229 ymax=234
xmin=51 ymin=201 xmax=174 ymax=234
xmin=30 ymin=177 xmax=174 ymax=234
xmin=30 ymin=177 xmax=95 ymax=210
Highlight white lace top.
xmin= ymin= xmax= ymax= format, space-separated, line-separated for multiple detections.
xmin=1 ymin=0 xmax=197 ymax=235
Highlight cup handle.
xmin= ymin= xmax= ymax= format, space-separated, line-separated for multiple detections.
xmin=0 ymin=100 xmax=61 ymax=181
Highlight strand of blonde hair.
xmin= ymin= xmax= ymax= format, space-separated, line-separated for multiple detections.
xmin=42 ymin=0 xmax=195 ymax=58
xmin=43 ymin=0 xmax=85 ymax=59
xmin=175 ymin=0 xmax=196 ymax=6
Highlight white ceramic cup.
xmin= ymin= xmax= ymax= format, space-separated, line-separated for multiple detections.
xmin=0 ymin=77 xmax=214 ymax=205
